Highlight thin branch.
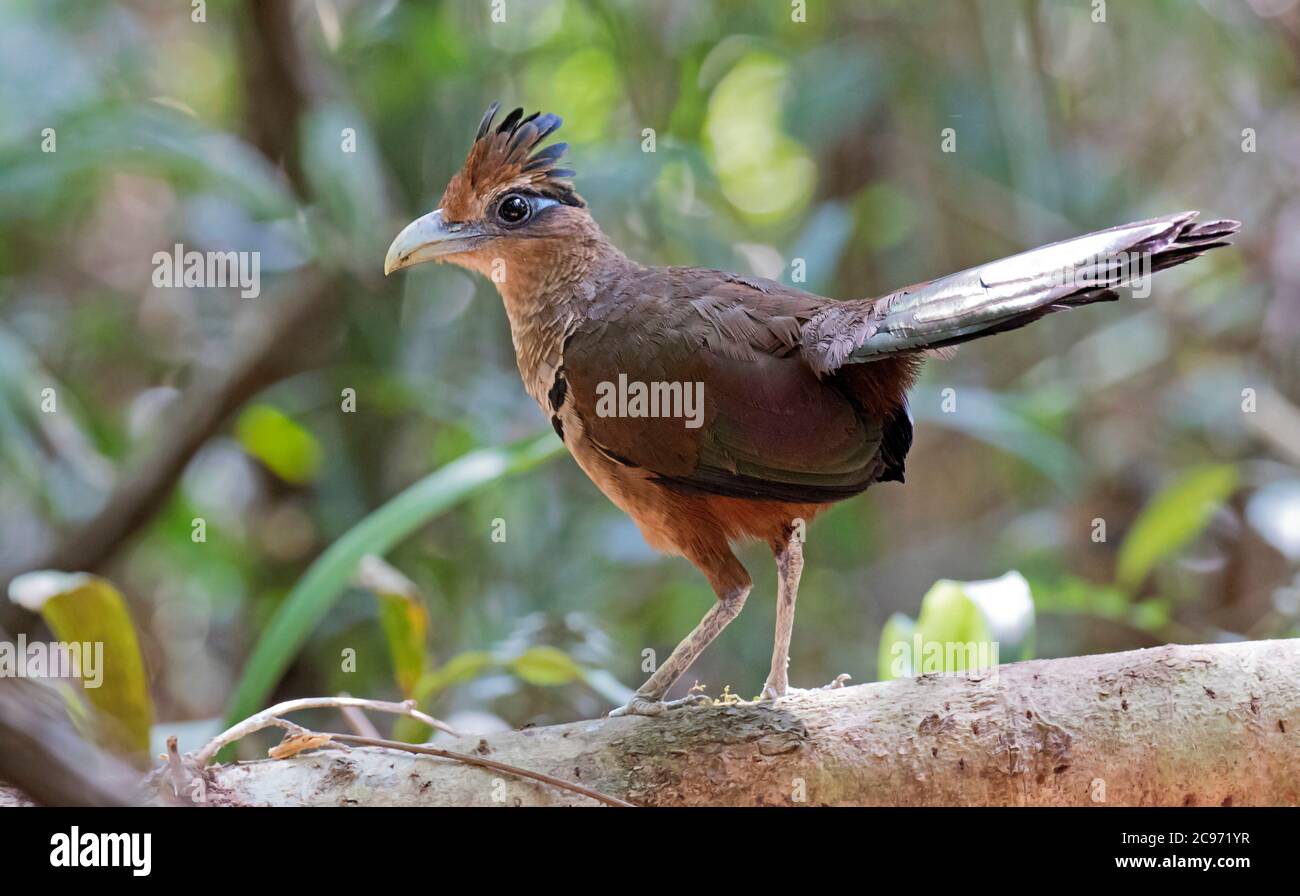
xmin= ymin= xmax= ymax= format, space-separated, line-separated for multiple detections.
xmin=326 ymin=735 xmax=636 ymax=808
xmin=336 ymin=692 xmax=381 ymax=739
xmin=192 ymin=696 xmax=458 ymax=766
xmin=189 ymin=694 xmax=632 ymax=807
xmin=0 ymin=677 xmax=143 ymax=806
xmin=236 ymin=0 xmax=322 ymax=192
xmin=14 ymin=277 xmax=334 ymax=583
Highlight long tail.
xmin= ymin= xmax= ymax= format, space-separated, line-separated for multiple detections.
xmin=802 ymin=211 xmax=1240 ymax=375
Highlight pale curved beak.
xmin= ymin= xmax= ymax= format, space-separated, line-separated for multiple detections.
xmin=384 ymin=210 xmax=486 ymax=275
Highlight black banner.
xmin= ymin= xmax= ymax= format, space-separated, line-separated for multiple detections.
xmin=0 ymin=807 xmax=1286 ymax=880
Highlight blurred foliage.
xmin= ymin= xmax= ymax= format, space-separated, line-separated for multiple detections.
xmin=1 ymin=0 xmax=1298 ymax=755
xmin=9 ymin=572 xmax=153 ymax=765
xmin=1115 ymin=463 xmax=1240 ymax=593
xmin=225 ymin=431 xmax=560 ymax=732
xmin=878 ymin=571 xmax=1034 ymax=680
xmin=355 ymin=553 xmax=429 ymax=697
xmin=236 ymin=404 xmax=323 ymax=486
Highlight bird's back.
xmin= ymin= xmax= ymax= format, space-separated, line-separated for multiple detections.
xmin=556 ymin=264 xmax=912 ymax=506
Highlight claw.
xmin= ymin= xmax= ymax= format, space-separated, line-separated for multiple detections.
xmin=759 ymin=674 xmax=851 ymax=702
xmin=608 ymin=693 xmax=709 ymax=718
xmin=608 ymin=697 xmax=662 ymax=718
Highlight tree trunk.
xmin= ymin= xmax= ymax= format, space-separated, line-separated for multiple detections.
xmin=196 ymin=640 xmax=1300 ymax=807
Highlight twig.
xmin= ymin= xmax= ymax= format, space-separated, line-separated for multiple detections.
xmin=190 ymin=695 xmax=633 ymax=807
xmin=336 ymin=692 xmax=381 ymax=739
xmin=192 ymin=696 xmax=458 ymax=766
xmin=164 ymin=735 xmax=190 ymax=797
xmin=327 ymin=734 xmax=636 ymax=808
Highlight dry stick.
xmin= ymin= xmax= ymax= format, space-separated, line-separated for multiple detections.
xmin=191 ymin=696 xmax=632 ymax=808
xmin=336 ymin=692 xmax=381 ymax=739
xmin=192 ymin=696 xmax=458 ymax=766
xmin=164 ymin=736 xmax=189 ymax=797
xmin=327 ymin=734 xmax=635 ymax=808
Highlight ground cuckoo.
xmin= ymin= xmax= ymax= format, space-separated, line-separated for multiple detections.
xmin=385 ymin=104 xmax=1240 ymax=716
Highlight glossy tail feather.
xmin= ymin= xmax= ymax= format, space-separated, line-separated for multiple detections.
xmin=803 ymin=211 xmax=1240 ymax=374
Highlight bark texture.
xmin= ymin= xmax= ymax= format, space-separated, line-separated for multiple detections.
xmin=197 ymin=640 xmax=1300 ymax=807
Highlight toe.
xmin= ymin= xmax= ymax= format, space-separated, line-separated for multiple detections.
xmin=608 ymin=696 xmax=666 ymax=718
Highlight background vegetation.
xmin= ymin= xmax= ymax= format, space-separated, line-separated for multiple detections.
xmin=1 ymin=0 xmax=1297 ymax=758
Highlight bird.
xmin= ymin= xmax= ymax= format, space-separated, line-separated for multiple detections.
xmin=385 ymin=103 xmax=1240 ymax=717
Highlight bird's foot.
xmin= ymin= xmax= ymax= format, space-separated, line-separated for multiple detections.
xmin=608 ymin=693 xmax=711 ymax=718
xmin=759 ymin=673 xmax=851 ymax=702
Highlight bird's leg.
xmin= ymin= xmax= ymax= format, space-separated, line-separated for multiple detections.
xmin=761 ymin=528 xmax=803 ymax=701
xmin=759 ymin=528 xmax=851 ymax=698
xmin=610 ymin=548 xmax=750 ymax=718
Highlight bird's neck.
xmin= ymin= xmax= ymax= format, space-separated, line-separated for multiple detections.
xmin=492 ymin=232 xmax=635 ymax=406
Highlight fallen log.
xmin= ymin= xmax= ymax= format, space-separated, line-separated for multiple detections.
xmin=195 ymin=639 xmax=1300 ymax=807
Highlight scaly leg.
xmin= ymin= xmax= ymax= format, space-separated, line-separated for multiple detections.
xmin=610 ymin=546 xmax=750 ymax=717
xmin=760 ymin=528 xmax=850 ymax=700
xmin=761 ymin=528 xmax=803 ymax=700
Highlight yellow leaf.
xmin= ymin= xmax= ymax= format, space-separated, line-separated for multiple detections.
xmin=354 ymin=555 xmax=428 ymax=698
xmin=9 ymin=571 xmax=154 ymax=766
xmin=510 ymin=645 xmax=582 ymax=686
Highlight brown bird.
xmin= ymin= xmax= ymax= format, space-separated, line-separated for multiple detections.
xmin=385 ymin=104 xmax=1240 ymax=716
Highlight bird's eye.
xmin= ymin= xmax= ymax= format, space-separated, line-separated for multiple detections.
xmin=496 ymin=194 xmax=532 ymax=226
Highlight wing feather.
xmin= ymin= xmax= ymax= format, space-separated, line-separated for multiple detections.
xmin=564 ymin=269 xmax=888 ymax=502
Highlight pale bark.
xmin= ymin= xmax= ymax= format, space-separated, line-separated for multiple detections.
xmin=193 ymin=640 xmax=1300 ymax=807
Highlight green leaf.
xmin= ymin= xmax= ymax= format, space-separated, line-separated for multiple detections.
xmin=354 ymin=555 xmax=428 ymax=698
xmin=876 ymin=612 xmax=916 ymax=681
xmin=8 ymin=572 xmax=153 ymax=765
xmin=423 ymin=650 xmax=495 ymax=692
xmin=235 ymin=404 xmax=322 ymax=485
xmin=1032 ymin=574 xmax=1128 ymax=619
xmin=879 ymin=572 xmax=1033 ymax=680
xmin=510 ymin=646 xmax=583 ymax=686
xmin=393 ymin=650 xmax=496 ymax=742
xmin=1115 ymin=464 xmax=1239 ymax=592
xmin=914 ymin=580 xmax=994 ymax=673
xmin=221 ymin=432 xmax=563 ymax=743
xmin=1129 ymin=598 xmax=1172 ymax=632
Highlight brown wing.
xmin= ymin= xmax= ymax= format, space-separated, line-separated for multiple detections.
xmin=562 ymin=268 xmax=889 ymax=502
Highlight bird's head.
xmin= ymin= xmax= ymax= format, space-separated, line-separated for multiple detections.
xmin=384 ymin=103 xmax=601 ymax=291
